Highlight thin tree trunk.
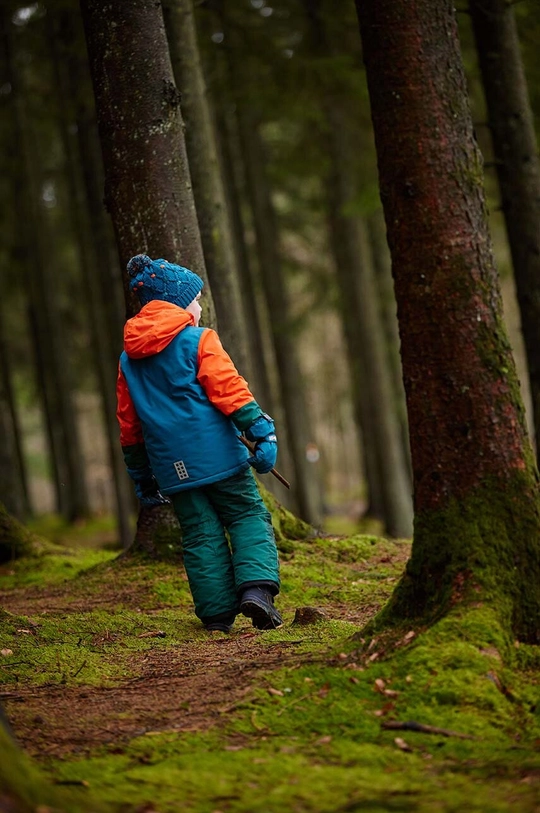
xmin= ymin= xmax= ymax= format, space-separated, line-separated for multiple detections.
xmin=469 ymin=0 xmax=540 ymax=460
xmin=162 ymin=0 xmax=251 ymax=378
xmin=48 ymin=7 xmax=133 ymax=547
xmin=0 ymin=311 xmax=29 ymax=519
xmin=356 ymin=0 xmax=540 ymax=641
xmin=237 ymin=111 xmax=323 ymax=526
xmin=367 ymin=209 xmax=411 ymax=476
xmin=213 ymin=101 xmax=275 ymax=412
xmin=6 ymin=8 xmax=90 ymax=522
xmin=304 ymin=0 xmax=412 ymax=537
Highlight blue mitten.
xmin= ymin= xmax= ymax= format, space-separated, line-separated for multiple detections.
xmin=123 ymin=443 xmax=169 ymax=508
xmin=130 ymin=471 xmax=169 ymax=508
xmin=245 ymin=414 xmax=278 ymax=474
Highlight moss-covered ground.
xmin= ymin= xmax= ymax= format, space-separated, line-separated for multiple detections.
xmin=1 ymin=520 xmax=539 ymax=812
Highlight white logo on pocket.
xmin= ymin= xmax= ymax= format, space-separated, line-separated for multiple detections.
xmin=174 ymin=461 xmax=189 ymax=480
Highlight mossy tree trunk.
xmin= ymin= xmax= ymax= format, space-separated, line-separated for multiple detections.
xmin=469 ymin=0 xmax=540 ymax=462
xmin=355 ymin=0 xmax=540 ymax=642
xmin=0 ymin=503 xmax=46 ymax=563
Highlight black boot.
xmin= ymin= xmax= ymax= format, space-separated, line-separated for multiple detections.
xmin=239 ymin=586 xmax=283 ymax=630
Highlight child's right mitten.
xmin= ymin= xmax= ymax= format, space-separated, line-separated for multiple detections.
xmin=245 ymin=414 xmax=278 ymax=474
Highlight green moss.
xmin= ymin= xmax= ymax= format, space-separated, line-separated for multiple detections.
xmin=377 ymin=474 xmax=540 ymax=643
xmin=3 ymin=531 xmax=540 ymax=812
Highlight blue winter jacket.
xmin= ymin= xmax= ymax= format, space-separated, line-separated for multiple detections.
xmin=117 ymin=301 xmax=253 ymax=493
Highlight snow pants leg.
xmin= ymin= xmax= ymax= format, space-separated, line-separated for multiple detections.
xmin=170 ymin=468 xmax=280 ymax=625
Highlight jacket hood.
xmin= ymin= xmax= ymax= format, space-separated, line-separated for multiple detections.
xmin=123 ymin=300 xmax=194 ymax=358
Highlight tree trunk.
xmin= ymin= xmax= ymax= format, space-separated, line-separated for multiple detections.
xmin=213 ymin=101 xmax=275 ymax=413
xmin=79 ymin=0 xmax=215 ymax=325
xmin=304 ymin=0 xmax=412 ymax=537
xmin=6 ymin=6 xmax=90 ymax=522
xmin=469 ymin=0 xmax=540 ymax=461
xmin=356 ymin=0 xmax=540 ymax=642
xmin=367 ymin=209 xmax=411 ymax=475
xmin=162 ymin=0 xmax=251 ymax=378
xmin=237 ymin=112 xmax=323 ymax=526
xmin=80 ymin=0 xmax=213 ymax=554
xmin=0 ymin=503 xmax=50 ymax=563
xmin=0 ymin=308 xmax=30 ymax=520
xmin=48 ymin=7 xmax=134 ymax=548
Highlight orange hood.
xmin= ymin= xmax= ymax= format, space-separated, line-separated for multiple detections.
xmin=123 ymin=300 xmax=194 ymax=358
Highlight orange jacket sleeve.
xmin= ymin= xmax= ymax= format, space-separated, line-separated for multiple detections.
xmin=197 ymin=329 xmax=255 ymax=415
xmin=116 ymin=364 xmax=144 ymax=445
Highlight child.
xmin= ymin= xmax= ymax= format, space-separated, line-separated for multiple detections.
xmin=116 ymin=254 xmax=283 ymax=633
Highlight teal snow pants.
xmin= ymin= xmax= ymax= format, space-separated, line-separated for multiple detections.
xmin=170 ymin=467 xmax=280 ymax=624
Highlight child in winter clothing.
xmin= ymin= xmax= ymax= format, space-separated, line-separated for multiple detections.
xmin=116 ymin=254 xmax=282 ymax=633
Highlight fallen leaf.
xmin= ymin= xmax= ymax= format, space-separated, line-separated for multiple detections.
xmin=349 ymin=676 xmax=359 ymax=685
xmin=268 ymin=688 xmax=284 ymax=697
xmin=338 ymin=652 xmax=348 ymax=660
xmin=405 ymin=675 xmax=413 ymax=683
xmin=138 ymin=631 xmax=166 ymax=638
xmin=368 ymin=652 xmax=380 ymax=662
xmin=403 ymin=631 xmax=416 ymax=642
xmin=318 ymin=682 xmax=331 ymax=698
xmin=1 ymin=649 xmax=13 ymax=657
xmin=224 ymin=745 xmax=243 ymax=751
xmin=394 ymin=737 xmax=413 ymax=752
xmin=383 ymin=689 xmax=400 ymax=698
xmin=315 ymin=735 xmax=332 ymax=745
xmin=374 ymin=678 xmax=386 ymax=693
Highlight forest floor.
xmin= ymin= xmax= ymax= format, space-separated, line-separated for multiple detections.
xmin=0 ymin=520 xmax=539 ymax=812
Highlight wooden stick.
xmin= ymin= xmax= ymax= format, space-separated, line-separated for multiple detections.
xmin=238 ymin=435 xmax=290 ymax=489
xmin=381 ymin=720 xmax=475 ymax=740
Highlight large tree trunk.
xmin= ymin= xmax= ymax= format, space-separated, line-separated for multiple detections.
xmin=356 ymin=0 xmax=540 ymax=642
xmin=469 ymin=0 xmax=540 ymax=461
xmin=80 ymin=0 xmax=213 ymax=554
xmin=79 ymin=0 xmax=214 ymax=325
xmin=162 ymin=0 xmax=252 ymax=379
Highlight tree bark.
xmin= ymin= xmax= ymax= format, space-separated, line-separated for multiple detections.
xmin=237 ymin=111 xmax=323 ymax=526
xmin=304 ymin=0 xmax=412 ymax=537
xmin=79 ymin=0 xmax=215 ymax=326
xmin=469 ymin=0 xmax=540 ymax=461
xmin=80 ymin=0 xmax=213 ymax=554
xmin=5 ymin=5 xmax=90 ymax=522
xmin=0 ymin=308 xmax=30 ymax=520
xmin=162 ymin=0 xmax=252 ymax=378
xmin=356 ymin=0 xmax=540 ymax=642
xmin=48 ymin=6 xmax=134 ymax=548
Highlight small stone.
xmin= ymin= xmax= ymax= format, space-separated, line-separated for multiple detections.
xmin=292 ymin=607 xmax=328 ymax=625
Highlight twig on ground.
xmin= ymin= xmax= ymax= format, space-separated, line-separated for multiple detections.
xmin=381 ymin=720 xmax=476 ymax=739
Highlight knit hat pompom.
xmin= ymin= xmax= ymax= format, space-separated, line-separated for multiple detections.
xmin=126 ymin=255 xmax=204 ymax=310
xmin=127 ymin=254 xmax=153 ymax=279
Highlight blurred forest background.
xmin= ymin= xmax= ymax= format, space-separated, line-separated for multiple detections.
xmin=1 ymin=0 xmax=539 ymax=545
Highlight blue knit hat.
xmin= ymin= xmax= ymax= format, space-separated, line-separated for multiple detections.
xmin=127 ymin=254 xmax=204 ymax=309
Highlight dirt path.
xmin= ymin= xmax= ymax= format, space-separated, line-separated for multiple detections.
xmin=1 ymin=634 xmax=318 ymax=759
